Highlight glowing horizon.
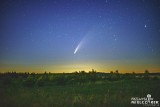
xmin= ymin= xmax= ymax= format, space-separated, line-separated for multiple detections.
xmin=1 ymin=58 xmax=160 ymax=73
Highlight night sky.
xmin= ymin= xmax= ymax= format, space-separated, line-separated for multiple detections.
xmin=0 ymin=0 xmax=160 ymax=73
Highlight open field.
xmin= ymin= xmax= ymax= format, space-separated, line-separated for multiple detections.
xmin=0 ymin=72 xmax=160 ymax=107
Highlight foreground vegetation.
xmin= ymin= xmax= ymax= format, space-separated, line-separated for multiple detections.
xmin=0 ymin=70 xmax=160 ymax=107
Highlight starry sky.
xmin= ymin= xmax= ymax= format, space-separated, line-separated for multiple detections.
xmin=0 ymin=0 xmax=160 ymax=73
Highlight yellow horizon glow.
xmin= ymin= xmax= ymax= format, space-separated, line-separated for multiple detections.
xmin=0 ymin=60 xmax=160 ymax=73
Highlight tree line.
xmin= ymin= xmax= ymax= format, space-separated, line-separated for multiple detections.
xmin=0 ymin=69 xmax=159 ymax=87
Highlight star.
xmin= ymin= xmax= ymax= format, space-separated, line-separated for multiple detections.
xmin=144 ymin=24 xmax=147 ymax=28
xmin=113 ymin=34 xmax=117 ymax=41
xmin=99 ymin=15 xmax=102 ymax=18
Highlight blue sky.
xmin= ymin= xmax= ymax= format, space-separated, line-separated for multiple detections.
xmin=0 ymin=0 xmax=160 ymax=73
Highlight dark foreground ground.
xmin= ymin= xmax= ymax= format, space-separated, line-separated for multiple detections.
xmin=0 ymin=72 xmax=160 ymax=107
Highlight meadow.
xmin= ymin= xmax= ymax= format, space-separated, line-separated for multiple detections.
xmin=0 ymin=70 xmax=160 ymax=107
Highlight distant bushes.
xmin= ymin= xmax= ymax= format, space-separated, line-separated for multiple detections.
xmin=36 ymin=76 xmax=45 ymax=86
xmin=0 ymin=70 xmax=159 ymax=87
xmin=22 ymin=75 xmax=36 ymax=87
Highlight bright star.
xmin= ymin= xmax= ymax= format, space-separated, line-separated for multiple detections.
xmin=144 ymin=24 xmax=147 ymax=28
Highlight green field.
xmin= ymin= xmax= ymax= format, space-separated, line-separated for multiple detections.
xmin=0 ymin=72 xmax=160 ymax=107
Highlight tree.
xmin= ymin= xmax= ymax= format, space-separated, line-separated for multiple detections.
xmin=145 ymin=70 xmax=149 ymax=74
xmin=144 ymin=69 xmax=149 ymax=79
xmin=115 ymin=70 xmax=119 ymax=74
xmin=110 ymin=71 xmax=113 ymax=74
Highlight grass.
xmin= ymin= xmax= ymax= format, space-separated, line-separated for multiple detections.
xmin=0 ymin=73 xmax=160 ymax=107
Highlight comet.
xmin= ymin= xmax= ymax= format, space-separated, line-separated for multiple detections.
xmin=74 ymin=44 xmax=80 ymax=54
xmin=74 ymin=33 xmax=91 ymax=54
xmin=74 ymin=39 xmax=84 ymax=54
xmin=73 ymin=27 xmax=95 ymax=54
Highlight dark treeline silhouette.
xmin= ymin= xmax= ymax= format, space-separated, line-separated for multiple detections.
xmin=0 ymin=69 xmax=159 ymax=87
